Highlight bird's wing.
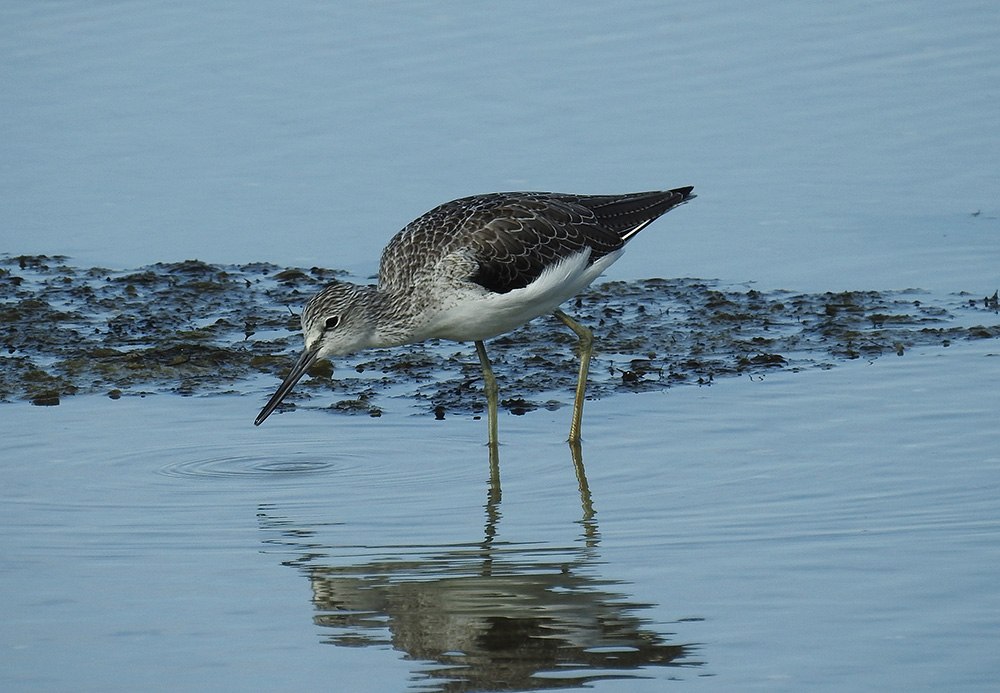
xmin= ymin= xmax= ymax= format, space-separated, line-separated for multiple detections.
xmin=465 ymin=189 xmax=693 ymax=294
xmin=462 ymin=195 xmax=623 ymax=294
xmin=378 ymin=188 xmax=694 ymax=295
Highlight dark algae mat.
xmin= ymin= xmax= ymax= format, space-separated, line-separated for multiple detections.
xmin=3 ymin=254 xmax=998 ymax=416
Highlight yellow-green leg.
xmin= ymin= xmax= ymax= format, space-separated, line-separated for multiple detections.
xmin=475 ymin=340 xmax=500 ymax=447
xmin=553 ymin=309 xmax=593 ymax=443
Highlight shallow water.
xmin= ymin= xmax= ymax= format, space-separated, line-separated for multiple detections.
xmin=3 ymin=337 xmax=999 ymax=691
xmin=3 ymin=1 xmax=999 ymax=291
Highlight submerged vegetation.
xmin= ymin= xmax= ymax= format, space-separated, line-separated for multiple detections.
xmin=2 ymin=254 xmax=998 ymax=417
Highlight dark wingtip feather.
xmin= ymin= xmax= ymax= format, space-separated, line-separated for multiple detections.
xmin=582 ymin=187 xmax=695 ymax=239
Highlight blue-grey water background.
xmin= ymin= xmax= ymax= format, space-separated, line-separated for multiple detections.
xmin=2 ymin=1 xmax=999 ymax=691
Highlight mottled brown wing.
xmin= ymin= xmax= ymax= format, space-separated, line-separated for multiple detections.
xmin=466 ymin=188 xmax=693 ymax=294
xmin=378 ymin=188 xmax=694 ymax=295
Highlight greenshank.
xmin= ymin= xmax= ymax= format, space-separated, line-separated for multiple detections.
xmin=255 ymin=187 xmax=694 ymax=444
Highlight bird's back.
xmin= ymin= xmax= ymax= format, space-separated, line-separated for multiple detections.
xmin=378 ymin=188 xmax=694 ymax=296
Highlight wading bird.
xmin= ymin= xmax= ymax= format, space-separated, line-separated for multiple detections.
xmin=255 ymin=187 xmax=695 ymax=444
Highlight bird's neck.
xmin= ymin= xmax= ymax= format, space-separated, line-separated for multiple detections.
xmin=363 ymin=286 xmax=426 ymax=348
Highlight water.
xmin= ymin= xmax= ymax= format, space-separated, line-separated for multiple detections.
xmin=3 ymin=1 xmax=998 ymax=289
xmin=2 ymin=1 xmax=1000 ymax=690
xmin=3 ymin=339 xmax=998 ymax=690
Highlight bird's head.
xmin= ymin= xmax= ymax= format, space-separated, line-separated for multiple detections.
xmin=254 ymin=282 xmax=376 ymax=425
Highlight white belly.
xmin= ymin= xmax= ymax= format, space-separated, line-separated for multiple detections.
xmin=420 ymin=248 xmax=623 ymax=342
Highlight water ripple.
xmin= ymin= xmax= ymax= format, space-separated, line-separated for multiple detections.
xmin=152 ymin=443 xmax=353 ymax=480
xmin=159 ymin=453 xmax=337 ymax=479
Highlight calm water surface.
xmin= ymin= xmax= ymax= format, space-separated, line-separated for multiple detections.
xmin=3 ymin=338 xmax=998 ymax=691
xmin=3 ymin=1 xmax=998 ymax=290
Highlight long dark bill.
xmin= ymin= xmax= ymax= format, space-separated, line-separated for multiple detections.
xmin=254 ymin=346 xmax=323 ymax=426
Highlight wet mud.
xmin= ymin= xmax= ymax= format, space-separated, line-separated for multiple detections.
xmin=2 ymin=254 xmax=998 ymax=417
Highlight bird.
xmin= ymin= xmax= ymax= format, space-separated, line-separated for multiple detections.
xmin=254 ymin=187 xmax=695 ymax=444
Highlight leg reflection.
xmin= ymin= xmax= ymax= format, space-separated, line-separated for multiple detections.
xmin=569 ymin=440 xmax=599 ymax=545
xmin=482 ymin=439 xmax=598 ymax=547
xmin=483 ymin=443 xmax=502 ymax=549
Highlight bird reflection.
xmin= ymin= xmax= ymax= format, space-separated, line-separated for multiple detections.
xmin=258 ymin=443 xmax=702 ymax=691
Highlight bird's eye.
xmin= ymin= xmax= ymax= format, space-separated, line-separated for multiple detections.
xmin=324 ymin=316 xmax=340 ymax=330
